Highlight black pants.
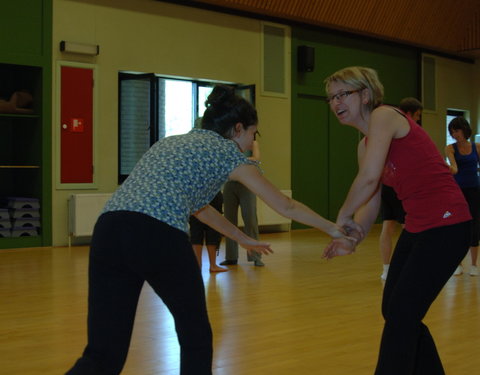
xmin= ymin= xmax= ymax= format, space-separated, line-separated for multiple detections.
xmin=189 ymin=192 xmax=223 ymax=246
xmin=460 ymin=186 xmax=480 ymax=246
xmin=65 ymin=211 xmax=212 ymax=375
xmin=374 ymin=221 xmax=470 ymax=375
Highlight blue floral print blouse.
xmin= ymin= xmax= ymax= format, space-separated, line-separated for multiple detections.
xmin=103 ymin=129 xmax=255 ymax=233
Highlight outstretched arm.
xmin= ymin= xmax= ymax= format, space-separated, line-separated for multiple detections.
xmin=229 ymin=164 xmax=347 ymax=239
xmin=193 ymin=204 xmax=273 ymax=256
xmin=336 ymin=107 xmax=403 ymax=229
xmin=324 ymin=107 xmax=405 ymax=259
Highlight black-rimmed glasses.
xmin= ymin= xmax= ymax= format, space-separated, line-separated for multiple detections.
xmin=326 ymin=89 xmax=363 ymax=104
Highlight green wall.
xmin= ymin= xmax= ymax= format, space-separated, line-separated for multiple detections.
xmin=0 ymin=0 xmax=52 ymax=247
xmin=292 ymin=28 xmax=419 ymax=227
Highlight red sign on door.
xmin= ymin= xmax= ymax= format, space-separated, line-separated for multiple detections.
xmin=70 ymin=118 xmax=85 ymax=132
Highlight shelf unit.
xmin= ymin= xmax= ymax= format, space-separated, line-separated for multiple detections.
xmin=0 ymin=64 xmax=44 ymax=248
xmin=0 ymin=0 xmax=52 ymax=249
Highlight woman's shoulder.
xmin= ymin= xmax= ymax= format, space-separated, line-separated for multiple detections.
xmin=445 ymin=143 xmax=455 ymax=151
xmin=374 ymin=104 xmax=399 ymax=114
xmin=474 ymin=142 xmax=480 ymax=155
xmin=371 ymin=105 xmax=404 ymax=123
xmin=370 ymin=105 xmax=408 ymax=138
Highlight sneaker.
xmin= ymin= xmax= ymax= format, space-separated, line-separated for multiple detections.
xmin=254 ymin=259 xmax=265 ymax=267
xmin=453 ymin=265 xmax=463 ymax=276
xmin=469 ymin=265 xmax=479 ymax=276
xmin=380 ymin=270 xmax=388 ymax=281
xmin=380 ymin=264 xmax=389 ymax=281
xmin=219 ymin=260 xmax=238 ymax=266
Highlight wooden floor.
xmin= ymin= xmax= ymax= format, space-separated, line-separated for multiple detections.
xmin=1 ymin=224 xmax=479 ymax=375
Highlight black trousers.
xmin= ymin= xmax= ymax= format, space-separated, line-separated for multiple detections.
xmin=374 ymin=221 xmax=470 ymax=375
xmin=65 ymin=211 xmax=212 ymax=375
xmin=460 ymin=186 xmax=480 ymax=246
xmin=189 ymin=192 xmax=223 ymax=246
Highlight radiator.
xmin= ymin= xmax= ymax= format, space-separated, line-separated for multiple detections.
xmin=68 ymin=193 xmax=112 ymax=241
xmin=67 ymin=189 xmax=292 ymax=244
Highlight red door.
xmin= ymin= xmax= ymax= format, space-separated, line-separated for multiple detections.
xmin=60 ymin=66 xmax=94 ymax=183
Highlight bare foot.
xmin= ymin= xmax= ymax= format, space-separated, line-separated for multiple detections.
xmin=210 ymin=265 xmax=229 ymax=273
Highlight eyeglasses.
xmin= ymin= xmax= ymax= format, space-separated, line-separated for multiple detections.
xmin=326 ymin=89 xmax=363 ymax=104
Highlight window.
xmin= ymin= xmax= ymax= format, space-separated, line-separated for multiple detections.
xmin=118 ymin=73 xmax=254 ymax=183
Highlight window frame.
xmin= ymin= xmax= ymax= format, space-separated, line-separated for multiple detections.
xmin=118 ymin=72 xmax=255 ymax=183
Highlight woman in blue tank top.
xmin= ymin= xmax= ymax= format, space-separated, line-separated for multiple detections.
xmin=445 ymin=116 xmax=480 ymax=276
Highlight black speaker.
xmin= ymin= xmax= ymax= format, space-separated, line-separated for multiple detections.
xmin=297 ymin=45 xmax=315 ymax=72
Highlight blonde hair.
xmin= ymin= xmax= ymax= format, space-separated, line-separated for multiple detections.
xmin=324 ymin=66 xmax=384 ymax=112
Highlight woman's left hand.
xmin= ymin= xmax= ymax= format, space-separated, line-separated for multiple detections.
xmin=240 ymin=238 xmax=274 ymax=255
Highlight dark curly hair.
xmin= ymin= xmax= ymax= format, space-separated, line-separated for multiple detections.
xmin=201 ymin=84 xmax=258 ymax=138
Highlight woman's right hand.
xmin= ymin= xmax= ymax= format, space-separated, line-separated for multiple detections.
xmin=336 ymin=216 xmax=365 ymax=240
xmin=322 ymin=237 xmax=357 ymax=259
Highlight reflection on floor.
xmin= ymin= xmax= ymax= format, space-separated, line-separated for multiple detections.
xmin=1 ymin=224 xmax=479 ymax=375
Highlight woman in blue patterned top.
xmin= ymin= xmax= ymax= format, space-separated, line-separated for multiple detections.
xmin=66 ymin=85 xmax=348 ymax=375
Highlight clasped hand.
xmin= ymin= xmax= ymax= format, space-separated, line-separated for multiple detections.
xmin=322 ymin=218 xmax=364 ymax=259
xmin=322 ymin=236 xmax=356 ymax=259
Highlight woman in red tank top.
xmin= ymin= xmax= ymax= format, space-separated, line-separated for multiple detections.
xmin=322 ymin=66 xmax=471 ymax=375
